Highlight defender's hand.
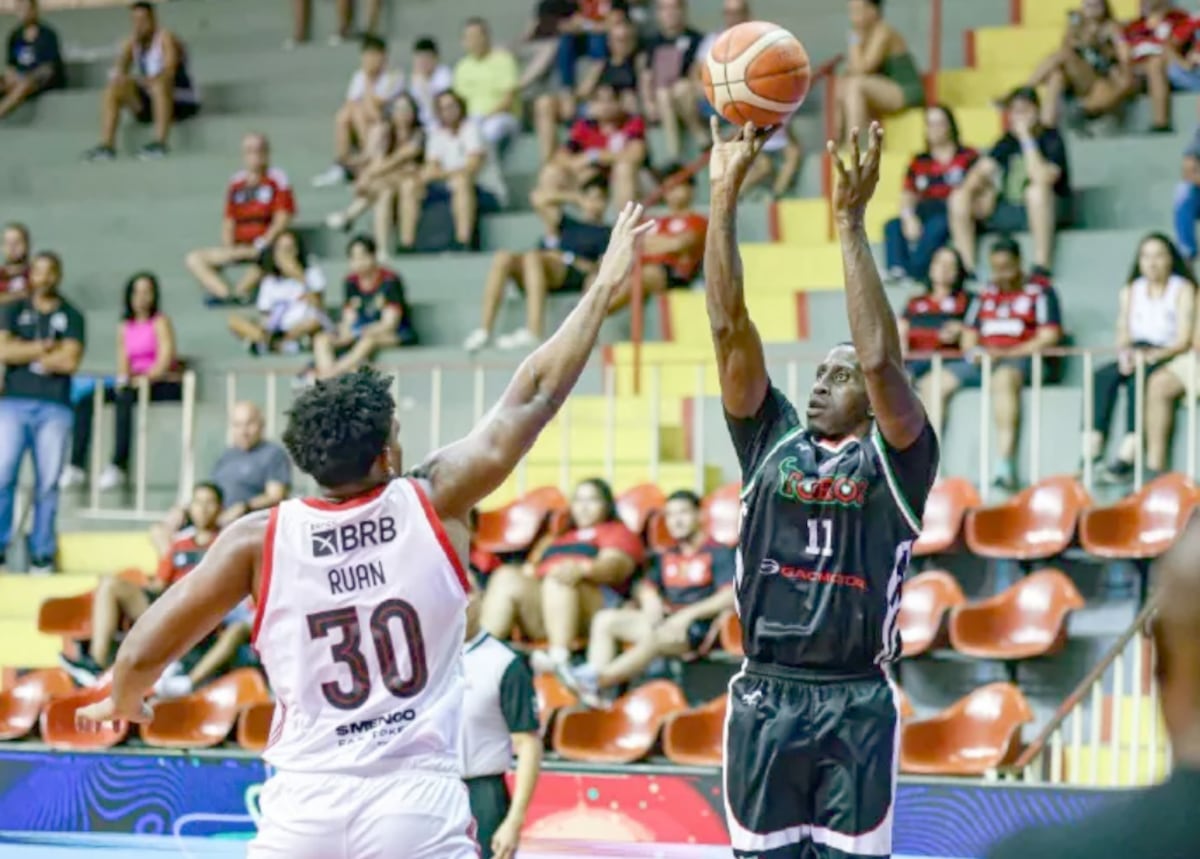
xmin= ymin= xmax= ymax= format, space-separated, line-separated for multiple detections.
xmin=709 ymin=116 xmax=773 ymax=192
xmin=593 ymin=202 xmax=657 ymax=288
xmin=828 ymin=122 xmax=884 ymax=228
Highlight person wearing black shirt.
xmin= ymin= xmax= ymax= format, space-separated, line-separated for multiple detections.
xmin=987 ymin=511 xmax=1200 ymax=859
xmin=705 ymin=118 xmax=938 ymax=859
xmin=638 ymin=0 xmax=705 ymax=159
xmin=0 ymin=0 xmax=63 ymax=120
xmin=948 ymin=86 xmax=1072 ymax=275
xmin=0 ymin=252 xmax=85 ymax=573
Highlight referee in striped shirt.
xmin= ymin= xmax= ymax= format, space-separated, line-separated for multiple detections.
xmin=463 ymin=573 xmax=544 ymax=859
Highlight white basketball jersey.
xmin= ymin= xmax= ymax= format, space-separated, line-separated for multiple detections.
xmin=252 ymin=478 xmax=469 ymax=777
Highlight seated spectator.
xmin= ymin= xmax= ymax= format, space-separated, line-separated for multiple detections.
xmin=396 ymin=90 xmax=506 ymax=252
xmin=517 ymin=0 xmax=577 ymax=93
xmin=1025 ymin=0 xmax=1130 ymax=129
xmin=839 ymin=0 xmax=924 ymax=145
xmin=325 ymin=93 xmax=426 ymax=250
xmin=464 ymin=177 xmax=611 ymax=352
xmin=536 ymin=17 xmax=641 ymax=161
xmin=454 ymin=18 xmax=521 ymax=148
xmin=904 ymin=245 xmax=972 ymax=388
xmin=638 ymin=0 xmax=704 ymax=159
xmin=0 ymin=252 xmax=84 ymax=572
xmin=1145 ymin=307 xmax=1200 ymax=475
xmin=692 ymin=0 xmax=749 ymax=105
xmin=536 ymin=83 xmax=646 ymax=209
xmin=1088 ymin=234 xmax=1195 ymax=481
xmin=289 ymin=0 xmax=382 ymax=47
xmin=1123 ymin=0 xmax=1196 ymax=132
xmin=312 ymin=35 xmax=404 ymax=188
xmin=949 ymin=87 xmax=1071 ymax=275
xmin=884 ymin=105 xmax=978 ymax=282
xmin=62 ymin=272 xmax=181 ymax=492
xmin=0 ymin=0 xmax=63 ymax=120
xmin=406 ymin=36 xmax=453 ymax=127
xmin=0 ymin=222 xmax=30 ymax=302
xmin=738 ymin=123 xmax=803 ymax=200
xmin=311 ymin=236 xmax=415 ymax=380
xmin=83 ymin=2 xmax=199 ymax=161
xmin=149 ymin=401 xmax=290 ymax=555
xmin=558 ymin=489 xmax=734 ymax=706
xmin=1173 ymin=125 xmax=1200 ymax=262
xmin=920 ymin=238 xmax=1063 ymax=491
xmin=479 ymin=477 xmax=642 ymax=676
xmin=228 ymin=231 xmax=326 ymax=356
xmin=556 ymin=0 xmax=628 ymax=108
xmin=184 ymin=133 xmax=295 ymax=304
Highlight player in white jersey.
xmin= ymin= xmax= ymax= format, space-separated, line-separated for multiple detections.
xmin=75 ymin=203 xmax=657 ymax=859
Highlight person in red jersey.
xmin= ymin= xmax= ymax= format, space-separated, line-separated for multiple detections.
xmin=0 ymin=222 xmax=30 ymax=303
xmin=76 ymin=206 xmax=655 ymax=859
xmin=1123 ymin=0 xmax=1198 ymax=132
xmin=903 ymin=245 xmax=972 ymax=387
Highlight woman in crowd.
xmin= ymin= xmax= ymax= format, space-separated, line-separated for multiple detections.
xmin=907 ymin=245 xmax=973 ymax=424
xmin=838 ymin=0 xmax=925 ymax=145
xmin=227 ymin=230 xmax=326 ymax=355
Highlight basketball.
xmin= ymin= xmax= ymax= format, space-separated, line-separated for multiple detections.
xmin=702 ymin=21 xmax=811 ymax=128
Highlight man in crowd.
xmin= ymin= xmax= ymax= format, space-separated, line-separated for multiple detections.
xmin=406 ymin=36 xmax=453 ymax=127
xmin=639 ymin=0 xmax=705 ymax=159
xmin=184 ymin=133 xmax=296 ymax=304
xmin=1173 ymin=123 xmax=1200 ymax=263
xmin=0 ymin=251 xmax=84 ymax=573
xmin=0 ymin=222 xmax=30 ymax=300
xmin=454 ymin=17 xmax=521 ymax=148
xmin=0 ymin=0 xmax=63 ymax=120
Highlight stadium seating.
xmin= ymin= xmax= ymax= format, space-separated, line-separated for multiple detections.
xmin=701 ymin=483 xmax=741 ymax=547
xmin=553 ymin=680 xmax=687 ymax=764
xmin=236 ymin=701 xmax=275 ymax=752
xmin=662 ymin=696 xmax=725 ymax=767
xmin=40 ymin=680 xmax=129 ymax=751
xmin=898 ymin=570 xmax=965 ymax=657
xmin=533 ymin=673 xmax=577 ymax=738
xmin=473 ymin=487 xmax=568 ymax=555
xmin=899 ymin=683 xmax=1034 ymax=776
xmin=36 ymin=568 xmax=147 ymax=639
xmin=948 ymin=569 xmax=1084 ymax=661
xmin=1079 ymin=473 xmax=1198 ymax=560
xmin=616 ymin=483 xmax=666 ymax=540
xmin=0 ymin=669 xmax=74 ymax=741
xmin=965 ymin=476 xmax=1091 ymax=561
xmin=140 ymin=668 xmax=271 ymax=749
xmin=913 ymin=478 xmax=981 ymax=557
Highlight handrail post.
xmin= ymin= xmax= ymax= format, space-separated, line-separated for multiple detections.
xmin=649 ymin=365 xmax=662 ymax=485
xmin=472 ymin=365 xmax=486 ymax=425
xmin=1029 ymin=351 xmax=1042 ymax=484
xmin=1134 ymin=351 xmax=1146 ymax=492
xmin=931 ymin=353 xmax=944 ymax=479
xmin=264 ymin=372 xmax=278 ymax=441
xmin=179 ymin=370 xmax=197 ymax=503
xmin=604 ymin=363 xmax=616 ymax=485
xmin=786 ymin=360 xmax=799 ymax=410
xmin=693 ymin=362 xmax=706 ymax=494
xmin=429 ymin=365 xmax=443 ymax=451
xmin=979 ymin=353 xmax=992 ymax=502
xmin=631 ymin=255 xmax=643 ymax=397
xmin=1081 ymin=350 xmax=1094 ymax=493
xmin=87 ymin=380 xmax=104 ymax=513
xmin=225 ymin=371 xmax=236 ymax=421
xmin=559 ymin=398 xmax=571 ymax=494
xmin=134 ymin=376 xmax=150 ymax=515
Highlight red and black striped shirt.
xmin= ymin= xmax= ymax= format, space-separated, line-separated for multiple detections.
xmin=903 ymin=147 xmax=979 ymax=202
xmin=965 ymin=276 xmax=1063 ymax=350
xmin=903 ymin=290 xmax=973 ymax=354
xmin=1124 ymin=9 xmax=1197 ymax=62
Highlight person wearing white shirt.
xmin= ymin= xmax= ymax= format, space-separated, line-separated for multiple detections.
xmin=227 ymin=230 xmax=326 ymax=355
xmin=408 ymin=36 xmax=454 ymax=128
xmin=313 ymin=34 xmax=405 ymax=187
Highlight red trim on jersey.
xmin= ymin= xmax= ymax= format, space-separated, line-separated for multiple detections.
xmin=300 ymin=482 xmax=388 ymax=511
xmin=408 ymin=479 xmax=470 ymax=595
xmin=250 ymin=506 xmax=280 ymax=646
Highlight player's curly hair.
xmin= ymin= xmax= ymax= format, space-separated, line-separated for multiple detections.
xmin=282 ymin=367 xmax=395 ymax=488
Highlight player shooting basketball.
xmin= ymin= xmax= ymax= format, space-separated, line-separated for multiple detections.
xmin=706 ymin=117 xmax=938 ymax=859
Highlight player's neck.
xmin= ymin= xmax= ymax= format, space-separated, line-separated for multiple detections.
xmin=319 ymin=475 xmax=390 ymax=504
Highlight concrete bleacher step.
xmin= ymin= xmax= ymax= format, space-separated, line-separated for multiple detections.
xmin=58 ymin=530 xmax=159 ymax=575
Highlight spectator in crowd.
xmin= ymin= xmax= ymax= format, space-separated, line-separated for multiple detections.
xmin=325 ymin=93 xmax=426 ymax=249
xmin=517 ymin=0 xmax=577 ymax=93
xmin=469 ymin=507 xmax=503 ymax=585
xmin=884 ymin=105 xmax=978 ymax=281
xmin=1123 ymin=0 xmax=1196 ymax=132
xmin=557 ymin=0 xmax=628 ymax=102
xmin=62 ymin=272 xmax=181 ymax=492
xmin=464 ymin=176 xmax=611 ymax=352
xmin=737 ymin=124 xmax=804 ymax=200
xmin=536 ymin=83 xmax=646 ymax=209
xmin=83 ymin=1 xmax=199 ymax=161
xmin=838 ymin=0 xmax=925 ymax=145
xmin=1173 ymin=124 xmax=1200 ymax=262
xmin=184 ymin=133 xmax=296 ymax=304
xmin=904 ymin=245 xmax=972 ymax=389
xmin=228 ymin=231 xmax=326 ymax=356
xmin=149 ymin=401 xmax=290 ymax=555
xmin=479 ymin=477 xmax=643 ymax=677
xmin=406 ymin=36 xmax=453 ymax=127
xmin=0 ymin=222 xmax=30 ymax=301
xmin=558 ymin=490 xmax=734 ymax=707
xmin=0 ymin=0 xmax=63 ymax=120
xmin=396 ymin=90 xmax=507 ymax=253
xmin=311 ymin=235 xmax=415 ymax=380
xmin=1086 ymin=233 xmax=1195 ymax=482
xmin=454 ymin=18 xmax=521 ymax=148
xmin=949 ymin=87 xmax=1071 ymax=275
xmin=1025 ymin=0 xmax=1129 ymax=129
xmin=312 ymin=35 xmax=405 ymax=188
xmin=0 ymin=251 xmax=84 ymax=572
xmin=639 ymin=0 xmax=704 ymax=159
xmin=289 ymin=0 xmax=382 ymax=47
xmin=920 ymin=238 xmax=1063 ymax=491
xmin=693 ymin=0 xmax=749 ymax=97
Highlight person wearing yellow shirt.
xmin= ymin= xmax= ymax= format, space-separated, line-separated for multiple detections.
xmin=454 ymin=17 xmax=521 ymax=147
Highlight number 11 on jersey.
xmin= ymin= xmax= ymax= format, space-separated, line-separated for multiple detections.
xmin=805 ymin=519 xmax=833 ymax=557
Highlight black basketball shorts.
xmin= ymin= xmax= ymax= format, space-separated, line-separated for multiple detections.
xmin=465 ymin=774 xmax=511 ymax=859
xmin=723 ymin=663 xmax=900 ymax=859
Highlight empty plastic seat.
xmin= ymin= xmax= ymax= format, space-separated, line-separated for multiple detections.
xmin=914 ymin=478 xmax=981 ymax=556
xmin=141 ymin=668 xmax=271 ymax=749
xmin=663 ymin=696 xmax=726 ymax=766
xmin=949 ymin=568 xmax=1084 ymax=660
xmin=37 ymin=568 xmax=149 ymax=638
xmin=702 ymin=483 xmax=742 ymax=547
xmin=0 ymin=669 xmax=75 ymax=741
xmin=474 ymin=487 xmax=568 ymax=555
xmin=965 ymin=476 xmax=1091 ymax=560
xmin=900 ymin=682 xmax=1033 ymax=776
xmin=40 ymin=682 xmax=130 ymax=750
xmin=1080 ymin=472 xmax=1197 ymax=560
xmin=553 ymin=680 xmax=687 ymax=764
xmin=236 ymin=701 xmax=275 ymax=752
xmin=899 ymin=570 xmax=965 ymax=657
xmin=616 ymin=483 xmax=666 ymax=539
xmin=719 ymin=612 xmax=744 ymax=656
xmin=645 ymin=510 xmax=674 ymax=553
xmin=533 ymin=672 xmax=577 ymax=736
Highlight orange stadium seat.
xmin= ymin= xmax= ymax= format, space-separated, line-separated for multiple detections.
xmin=40 ymin=681 xmax=129 ymax=750
xmin=474 ymin=487 xmax=568 ymax=555
xmin=0 ymin=669 xmax=75 ymax=741
xmin=899 ymin=570 xmax=965 ymax=657
xmin=1079 ymin=472 xmax=1197 ymax=560
xmin=702 ymin=483 xmax=741 ymax=547
xmin=914 ymin=478 xmax=981 ymax=556
xmin=949 ymin=568 xmax=1084 ymax=661
xmin=718 ymin=612 xmax=743 ymax=656
xmin=662 ymin=696 xmax=726 ymax=766
xmin=900 ymin=682 xmax=1033 ymax=776
xmin=37 ymin=568 xmax=149 ymax=638
xmin=553 ymin=679 xmax=687 ymax=764
xmin=645 ymin=511 xmax=673 ymax=553
xmin=140 ymin=668 xmax=271 ymax=749
xmin=534 ymin=673 xmax=578 ymax=737
xmin=965 ymin=476 xmax=1090 ymax=560
xmin=894 ymin=684 xmax=915 ymax=722
xmin=236 ymin=701 xmax=275 ymax=752
xmin=616 ymin=483 xmax=666 ymax=539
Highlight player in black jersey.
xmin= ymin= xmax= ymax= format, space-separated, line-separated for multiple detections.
xmin=705 ymin=117 xmax=939 ymax=859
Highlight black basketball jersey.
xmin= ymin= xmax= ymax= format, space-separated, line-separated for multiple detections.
xmin=727 ymin=386 xmax=939 ymax=676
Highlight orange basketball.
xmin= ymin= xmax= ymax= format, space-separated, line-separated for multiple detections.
xmin=702 ymin=21 xmax=811 ymax=128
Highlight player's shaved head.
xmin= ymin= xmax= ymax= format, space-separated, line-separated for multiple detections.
xmin=1150 ymin=513 xmax=1200 ymax=764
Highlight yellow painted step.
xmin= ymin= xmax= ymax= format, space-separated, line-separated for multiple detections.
xmin=1021 ymin=0 xmax=1138 ymax=27
xmin=610 ymin=342 xmax=712 ymax=365
xmin=563 ymin=395 xmax=683 ymax=427
xmin=777 ymin=198 xmax=827 ymax=246
xmin=1061 ymin=746 xmax=1169 ymax=788
xmin=1110 ymin=696 xmax=1167 ymax=747
xmin=0 ymin=573 xmax=100 ymax=619
xmin=0 ymin=620 xmax=63 ymax=669
xmin=974 ymin=26 xmax=1061 ymax=70
xmin=59 ymin=531 xmax=158 ymax=575
xmin=884 ymin=107 xmax=1002 ymax=153
xmin=743 ymin=244 xmax=848 ymax=293
xmin=484 ymin=461 xmax=724 ymax=508
xmin=524 ymin=421 xmax=686 ymax=464
xmin=937 ymin=67 xmax=1029 ymax=108
xmin=664 ymin=291 xmax=800 ymax=347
